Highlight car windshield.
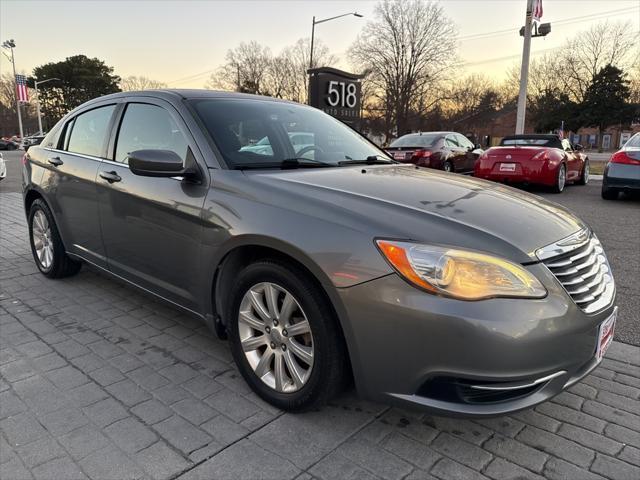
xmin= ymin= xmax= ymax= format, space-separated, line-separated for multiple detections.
xmin=501 ymin=137 xmax=561 ymax=148
xmin=190 ymin=99 xmax=389 ymax=168
xmin=389 ymin=134 xmax=439 ymax=148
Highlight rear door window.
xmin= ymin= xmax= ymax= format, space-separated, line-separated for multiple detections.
xmin=66 ymin=105 xmax=116 ymax=157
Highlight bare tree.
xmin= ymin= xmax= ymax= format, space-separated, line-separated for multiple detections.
xmin=120 ymin=76 xmax=167 ymax=91
xmin=349 ymin=0 xmax=458 ymax=136
xmin=207 ymin=41 xmax=273 ymax=95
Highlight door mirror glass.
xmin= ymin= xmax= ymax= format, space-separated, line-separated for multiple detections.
xmin=128 ymin=149 xmax=185 ymax=177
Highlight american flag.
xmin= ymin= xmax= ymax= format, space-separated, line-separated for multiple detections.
xmin=532 ymin=0 xmax=543 ymax=22
xmin=15 ymin=74 xmax=29 ymax=103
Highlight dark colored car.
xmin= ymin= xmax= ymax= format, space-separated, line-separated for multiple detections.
xmin=474 ymin=134 xmax=589 ymax=193
xmin=385 ymin=132 xmax=481 ymax=173
xmin=0 ymin=139 xmax=19 ymax=150
xmin=22 ymin=90 xmax=616 ymax=415
xmin=602 ymin=132 xmax=640 ymax=199
xmin=23 ymin=134 xmax=46 ymax=152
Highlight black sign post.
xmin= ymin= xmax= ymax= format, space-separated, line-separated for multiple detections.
xmin=307 ymin=67 xmax=363 ymax=128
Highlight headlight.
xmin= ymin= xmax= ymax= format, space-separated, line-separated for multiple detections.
xmin=376 ymin=240 xmax=547 ymax=300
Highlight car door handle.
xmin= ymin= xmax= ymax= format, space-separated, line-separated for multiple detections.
xmin=48 ymin=156 xmax=63 ymax=166
xmin=99 ymin=171 xmax=122 ymax=183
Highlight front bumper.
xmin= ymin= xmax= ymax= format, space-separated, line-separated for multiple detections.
xmin=338 ymin=263 xmax=615 ymax=416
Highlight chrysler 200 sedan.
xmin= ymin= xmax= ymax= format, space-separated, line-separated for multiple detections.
xmin=22 ymin=90 xmax=616 ymax=415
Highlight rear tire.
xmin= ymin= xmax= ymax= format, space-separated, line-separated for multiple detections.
xmin=577 ymin=160 xmax=589 ymax=185
xmin=551 ymin=164 xmax=566 ymax=193
xmin=227 ymin=260 xmax=347 ymax=411
xmin=443 ymin=161 xmax=453 ymax=173
xmin=601 ymin=185 xmax=618 ymax=200
xmin=28 ymin=199 xmax=81 ymax=278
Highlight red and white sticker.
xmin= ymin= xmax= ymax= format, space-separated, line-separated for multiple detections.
xmin=596 ymin=307 xmax=617 ymax=362
xmin=393 ymin=152 xmax=406 ymax=160
xmin=499 ymin=163 xmax=516 ymax=172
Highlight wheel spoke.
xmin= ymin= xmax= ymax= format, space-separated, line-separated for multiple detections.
xmin=286 ymin=319 xmax=310 ymax=337
xmin=241 ymin=334 xmax=267 ymax=352
xmin=288 ymin=339 xmax=313 ymax=365
xmin=274 ymin=354 xmax=286 ymax=391
xmin=33 ymin=239 xmax=43 ymax=250
xmin=239 ymin=311 xmax=265 ymax=332
xmin=250 ymin=289 xmax=271 ymax=322
xmin=254 ymin=348 xmax=274 ymax=378
xmin=283 ymin=350 xmax=305 ymax=388
xmin=264 ymin=283 xmax=280 ymax=319
xmin=279 ymin=293 xmax=295 ymax=323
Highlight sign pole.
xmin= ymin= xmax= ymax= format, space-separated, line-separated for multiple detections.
xmin=515 ymin=0 xmax=534 ymax=135
xmin=8 ymin=45 xmax=25 ymax=141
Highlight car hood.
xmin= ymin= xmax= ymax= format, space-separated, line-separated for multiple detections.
xmin=245 ymin=165 xmax=587 ymax=263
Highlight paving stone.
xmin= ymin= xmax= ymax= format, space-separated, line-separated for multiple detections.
xmin=178 ymin=439 xmax=299 ymax=480
xmin=309 ymin=451 xmax=378 ymax=480
xmin=181 ymin=375 xmax=224 ymax=399
xmin=536 ymin=402 xmax=606 ymax=433
xmin=431 ymin=432 xmax=493 ymax=470
xmin=484 ymin=434 xmax=548 ymax=472
xmin=153 ymin=415 xmax=212 ymax=454
xmin=14 ymin=341 xmax=53 ymax=359
xmin=201 ymin=415 xmax=249 ymax=447
xmin=31 ymin=456 xmax=87 ymax=480
xmin=568 ymin=382 xmax=598 ymax=399
xmin=596 ymin=390 xmax=640 ymax=416
xmin=79 ymin=446 xmax=146 ymax=480
xmin=551 ymin=391 xmax=584 ymax=410
xmin=153 ymin=384 xmax=191 ymax=405
xmin=58 ymin=425 xmax=111 ymax=460
xmin=127 ymin=365 xmax=170 ymax=391
xmin=66 ymin=382 xmax=109 ymax=407
xmin=0 ymin=389 xmax=27 ymax=419
xmin=604 ymin=423 xmax=640 ymax=449
xmin=583 ymin=374 xmax=640 ymax=399
xmin=82 ymin=398 xmax=129 ymax=428
xmin=431 ymin=417 xmax=493 ymax=446
xmin=105 ymin=417 xmax=158 ymax=453
xmin=593 ymin=453 xmax=640 ymax=479
xmin=109 ymin=353 xmax=144 ymax=373
xmin=88 ymin=339 xmax=126 ymax=359
xmin=0 ymin=359 xmax=38 ymax=382
xmin=15 ymin=437 xmax=66 ymax=469
xmin=106 ymin=379 xmax=151 ymax=406
xmin=474 ymin=417 xmax=525 ymax=438
xmin=135 ymin=441 xmax=193 ymax=480
xmin=204 ymin=389 xmax=261 ymax=422
xmin=132 ymin=399 xmax=174 ymax=426
xmin=483 ymin=457 xmax=545 ymax=480
xmin=88 ymin=365 xmax=126 ymax=386
xmin=38 ymin=407 xmax=88 ymax=436
xmin=557 ymin=423 xmax=624 ymax=456
xmin=68 ymin=353 xmax=104 ymax=372
xmin=430 ymin=457 xmax=489 ymax=480
xmin=582 ymin=399 xmax=640 ymax=431
xmin=0 ymin=456 xmax=34 ymax=480
xmin=30 ymin=352 xmax=68 ymax=372
xmin=380 ymin=410 xmax=440 ymax=445
xmin=172 ymin=397 xmax=217 ymax=426
xmin=1 ymin=413 xmax=48 ymax=447
xmin=46 ymin=365 xmax=89 ymax=390
xmin=517 ymin=425 xmax=594 ymax=468
xmin=543 ymin=458 xmax=606 ymax=480
xmin=159 ymin=363 xmax=199 ymax=384
xmin=382 ymin=432 xmax=441 ymax=470
xmin=52 ymin=339 xmax=90 ymax=359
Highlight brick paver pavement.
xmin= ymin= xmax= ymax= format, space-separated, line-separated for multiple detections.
xmin=1 ymin=191 xmax=639 ymax=480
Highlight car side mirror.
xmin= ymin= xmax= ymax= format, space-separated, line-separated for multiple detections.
xmin=475 ymin=143 xmax=481 ymax=149
xmin=128 ymin=149 xmax=186 ymax=178
xmin=574 ymin=144 xmax=583 ymax=151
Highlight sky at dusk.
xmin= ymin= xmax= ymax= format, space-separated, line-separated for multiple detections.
xmin=1 ymin=0 xmax=638 ymax=87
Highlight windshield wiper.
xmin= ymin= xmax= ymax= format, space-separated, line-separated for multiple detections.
xmin=338 ymin=155 xmax=396 ymax=166
xmin=233 ymin=158 xmax=335 ymax=170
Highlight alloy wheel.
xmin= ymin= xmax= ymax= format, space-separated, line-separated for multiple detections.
xmin=237 ymin=282 xmax=314 ymax=393
xmin=558 ymin=166 xmax=566 ymax=191
xmin=584 ymin=163 xmax=589 ymax=184
xmin=32 ymin=210 xmax=54 ymax=269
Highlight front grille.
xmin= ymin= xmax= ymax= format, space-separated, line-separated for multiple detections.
xmin=542 ymin=234 xmax=614 ymax=314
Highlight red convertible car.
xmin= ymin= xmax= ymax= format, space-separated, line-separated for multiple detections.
xmin=474 ymin=134 xmax=589 ymax=193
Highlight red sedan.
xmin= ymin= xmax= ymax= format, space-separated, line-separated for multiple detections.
xmin=474 ymin=134 xmax=589 ymax=193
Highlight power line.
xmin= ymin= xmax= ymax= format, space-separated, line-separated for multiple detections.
xmin=459 ymin=7 xmax=638 ymax=42
xmin=166 ymin=68 xmax=218 ymax=86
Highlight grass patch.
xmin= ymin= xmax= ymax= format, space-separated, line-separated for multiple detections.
xmin=590 ymin=161 xmax=605 ymax=175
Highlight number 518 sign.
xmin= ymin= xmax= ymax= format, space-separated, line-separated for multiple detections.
xmin=308 ymin=67 xmax=363 ymax=126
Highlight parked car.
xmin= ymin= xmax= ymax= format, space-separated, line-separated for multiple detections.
xmin=240 ymin=132 xmax=314 ymax=157
xmin=602 ymin=132 xmax=640 ymax=199
xmin=474 ymin=134 xmax=589 ymax=193
xmin=385 ymin=131 xmax=482 ymax=174
xmin=0 ymin=139 xmax=19 ymax=150
xmin=23 ymin=90 xmax=616 ymax=415
xmin=23 ymin=134 xmax=46 ymax=152
xmin=0 ymin=152 xmax=6 ymax=181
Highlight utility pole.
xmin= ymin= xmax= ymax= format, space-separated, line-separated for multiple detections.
xmin=515 ymin=0 xmax=534 ymax=134
xmin=2 ymin=39 xmax=24 ymax=141
xmin=34 ymin=78 xmax=59 ymax=135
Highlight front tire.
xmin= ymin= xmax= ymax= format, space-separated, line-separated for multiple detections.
xmin=551 ymin=164 xmax=566 ymax=193
xmin=227 ymin=260 xmax=347 ymax=411
xmin=577 ymin=160 xmax=589 ymax=185
xmin=28 ymin=199 xmax=81 ymax=278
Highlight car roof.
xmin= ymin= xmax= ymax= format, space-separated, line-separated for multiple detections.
xmin=502 ymin=134 xmax=562 ymax=141
xmin=400 ymin=132 xmax=452 ymax=137
xmin=87 ymin=89 xmax=299 ymax=105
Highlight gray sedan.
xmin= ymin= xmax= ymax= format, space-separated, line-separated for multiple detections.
xmin=22 ymin=90 xmax=617 ymax=415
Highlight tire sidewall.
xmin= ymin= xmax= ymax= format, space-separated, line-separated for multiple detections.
xmin=443 ymin=161 xmax=453 ymax=172
xmin=28 ymin=200 xmax=61 ymax=276
xmin=556 ymin=164 xmax=566 ymax=192
xmin=227 ymin=262 xmax=338 ymax=410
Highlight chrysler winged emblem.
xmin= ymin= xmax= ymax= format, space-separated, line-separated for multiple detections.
xmin=506 ymin=155 xmax=512 ymax=160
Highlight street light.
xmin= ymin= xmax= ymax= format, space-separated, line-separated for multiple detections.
xmin=2 ymin=39 xmax=24 ymax=141
xmin=34 ymin=78 xmax=60 ymax=135
xmin=309 ymin=12 xmax=363 ymax=70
